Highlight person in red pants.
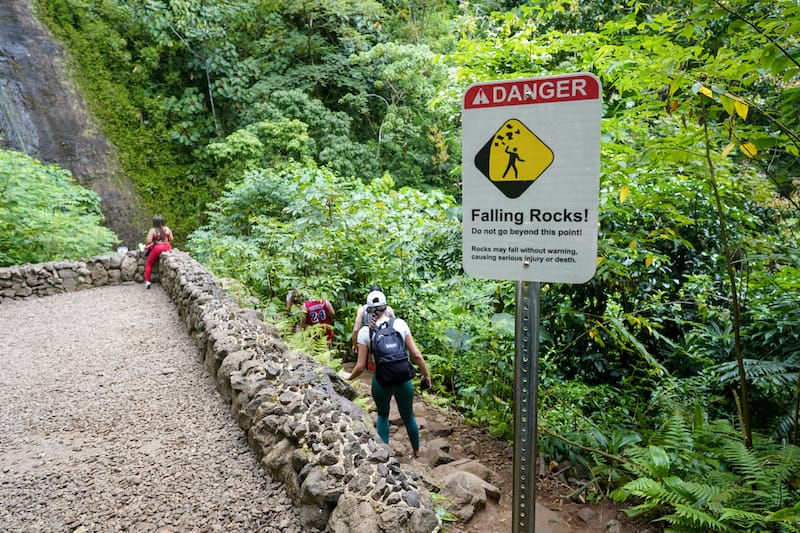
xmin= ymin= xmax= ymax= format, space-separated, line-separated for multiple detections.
xmin=143 ymin=214 xmax=173 ymax=289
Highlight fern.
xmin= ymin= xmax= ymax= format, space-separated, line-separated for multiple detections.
xmin=662 ymin=477 xmax=726 ymax=508
xmin=620 ymin=477 xmax=686 ymax=509
xmin=613 ymin=409 xmax=800 ymax=532
xmin=719 ymin=508 xmax=777 ymax=530
xmin=767 ymin=500 xmax=800 ymax=531
xmin=711 ymin=358 xmax=798 ymax=388
xmin=659 ymin=503 xmax=733 ymax=532
xmin=655 ymin=413 xmax=694 ymax=454
xmin=720 ymin=438 xmax=800 ymax=514
xmin=722 ymin=440 xmax=765 ymax=486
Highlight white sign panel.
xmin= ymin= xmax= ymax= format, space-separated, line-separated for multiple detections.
xmin=462 ymin=73 xmax=602 ymax=283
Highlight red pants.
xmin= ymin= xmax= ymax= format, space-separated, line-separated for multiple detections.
xmin=144 ymin=243 xmax=171 ymax=282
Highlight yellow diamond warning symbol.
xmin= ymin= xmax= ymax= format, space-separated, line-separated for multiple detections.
xmin=474 ymin=119 xmax=554 ymax=198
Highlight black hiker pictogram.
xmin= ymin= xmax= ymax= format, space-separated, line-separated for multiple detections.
xmin=502 ymin=146 xmax=524 ymax=179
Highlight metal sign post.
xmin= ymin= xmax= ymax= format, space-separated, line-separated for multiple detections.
xmin=513 ymin=281 xmax=540 ymax=533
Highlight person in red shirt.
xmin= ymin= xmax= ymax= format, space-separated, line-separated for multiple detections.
xmin=143 ymin=214 xmax=173 ymax=289
xmin=300 ymin=297 xmax=335 ymax=346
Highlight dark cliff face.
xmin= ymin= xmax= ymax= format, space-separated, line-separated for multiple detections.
xmin=0 ymin=1 xmax=146 ymax=248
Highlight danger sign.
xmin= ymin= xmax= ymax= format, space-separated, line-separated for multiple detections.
xmin=462 ymin=73 xmax=602 ymax=283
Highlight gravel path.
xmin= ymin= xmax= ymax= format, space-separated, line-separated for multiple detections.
xmin=0 ymin=284 xmax=305 ymax=533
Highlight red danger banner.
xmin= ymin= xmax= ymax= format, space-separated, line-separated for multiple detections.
xmin=463 ymin=74 xmax=600 ymax=109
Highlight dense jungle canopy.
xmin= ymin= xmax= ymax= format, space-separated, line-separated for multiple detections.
xmin=2 ymin=0 xmax=799 ymax=530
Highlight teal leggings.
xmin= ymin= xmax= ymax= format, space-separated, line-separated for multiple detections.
xmin=371 ymin=376 xmax=419 ymax=452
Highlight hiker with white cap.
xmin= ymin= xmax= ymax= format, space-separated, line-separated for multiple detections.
xmin=342 ymin=290 xmax=431 ymax=458
xmin=351 ymin=284 xmax=394 ymax=369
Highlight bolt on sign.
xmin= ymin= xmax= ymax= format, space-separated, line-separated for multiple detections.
xmin=462 ymin=73 xmax=602 ymax=283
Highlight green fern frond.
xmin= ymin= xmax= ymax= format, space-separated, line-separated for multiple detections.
xmin=619 ymin=477 xmax=687 ymax=508
xmin=656 ymin=413 xmax=694 ymax=453
xmin=721 ymin=440 xmax=763 ymax=484
xmin=711 ymin=358 xmax=798 ymax=387
xmin=778 ymin=414 xmax=796 ymax=438
xmin=659 ymin=503 xmax=734 ymax=532
xmin=718 ymin=507 xmax=773 ymax=528
xmin=285 ymin=326 xmax=333 ymax=359
xmin=764 ymin=442 xmax=800 ymax=472
xmin=703 ymin=418 xmax=739 ymax=438
xmin=697 ymin=418 xmax=740 ymax=447
xmin=613 ymin=404 xmax=800 ymax=532
xmin=767 ymin=500 xmax=800 ymax=525
xmin=720 ymin=440 xmax=800 ymax=514
xmin=662 ymin=477 xmax=725 ymax=507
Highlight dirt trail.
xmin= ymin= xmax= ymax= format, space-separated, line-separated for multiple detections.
xmin=344 ymin=365 xmax=639 ymax=533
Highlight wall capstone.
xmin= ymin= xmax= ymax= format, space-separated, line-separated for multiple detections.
xmin=0 ymin=250 xmax=441 ymax=533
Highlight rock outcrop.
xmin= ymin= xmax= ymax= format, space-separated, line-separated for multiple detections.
xmin=0 ymin=1 xmax=147 ymax=246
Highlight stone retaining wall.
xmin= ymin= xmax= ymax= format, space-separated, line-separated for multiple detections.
xmin=0 ymin=250 xmax=440 ymax=533
xmin=0 ymin=251 xmax=149 ymax=301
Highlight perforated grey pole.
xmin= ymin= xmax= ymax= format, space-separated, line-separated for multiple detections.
xmin=513 ymin=281 xmax=540 ymax=533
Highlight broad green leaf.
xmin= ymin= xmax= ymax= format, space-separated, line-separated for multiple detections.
xmin=649 ymin=446 xmax=670 ymax=477
xmin=720 ymin=95 xmax=734 ymax=115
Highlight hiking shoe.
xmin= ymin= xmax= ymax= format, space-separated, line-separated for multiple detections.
xmin=145 ymin=281 xmax=151 ymax=289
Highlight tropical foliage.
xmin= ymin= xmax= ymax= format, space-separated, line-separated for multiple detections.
xmin=33 ymin=0 xmax=799 ymax=529
xmin=0 ymin=149 xmax=118 ymax=266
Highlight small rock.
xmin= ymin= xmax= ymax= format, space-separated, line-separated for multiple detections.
xmin=577 ymin=506 xmax=596 ymax=523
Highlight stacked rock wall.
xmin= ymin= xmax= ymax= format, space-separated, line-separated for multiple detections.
xmin=0 ymin=252 xmax=147 ymax=301
xmin=0 ymin=251 xmax=440 ymax=533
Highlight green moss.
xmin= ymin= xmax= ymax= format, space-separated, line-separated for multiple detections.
xmin=34 ymin=0 xmax=202 ymax=246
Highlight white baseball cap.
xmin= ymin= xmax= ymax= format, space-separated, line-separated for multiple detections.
xmin=365 ymin=290 xmax=387 ymax=308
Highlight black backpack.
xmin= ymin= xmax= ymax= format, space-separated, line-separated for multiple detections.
xmin=370 ymin=318 xmax=416 ymax=386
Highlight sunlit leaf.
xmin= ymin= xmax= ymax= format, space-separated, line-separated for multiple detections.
xmin=721 ymin=143 xmax=735 ymax=157
xmin=620 ymin=185 xmax=630 ymax=203
xmin=740 ymin=142 xmax=758 ymax=158
xmin=645 ymin=255 xmax=654 ymax=268
xmin=733 ymin=100 xmax=748 ymax=120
